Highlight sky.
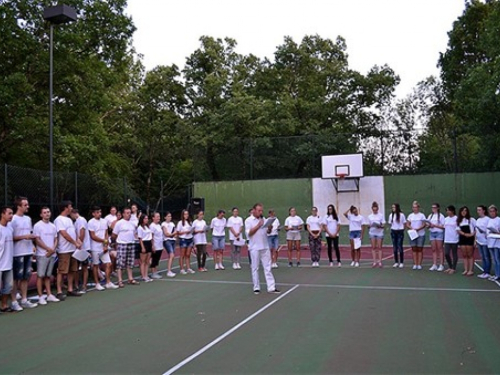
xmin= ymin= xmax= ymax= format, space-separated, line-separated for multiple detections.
xmin=126 ymin=0 xmax=466 ymax=98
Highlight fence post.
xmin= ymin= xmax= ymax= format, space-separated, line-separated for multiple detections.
xmin=4 ymin=164 xmax=7 ymax=206
xmin=249 ymin=138 xmax=253 ymax=180
xmin=380 ymin=133 xmax=384 ymax=174
xmin=74 ymin=172 xmax=78 ymax=208
xmin=123 ymin=178 xmax=127 ymax=206
xmin=453 ymin=129 xmax=458 ymax=174
xmin=160 ymin=179 xmax=164 ymax=215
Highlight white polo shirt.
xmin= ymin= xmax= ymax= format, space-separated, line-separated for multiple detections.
xmin=11 ymin=214 xmax=33 ymax=257
xmin=245 ymin=215 xmax=269 ymax=251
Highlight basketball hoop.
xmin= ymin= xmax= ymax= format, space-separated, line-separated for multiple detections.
xmin=336 ymin=173 xmax=346 ymax=180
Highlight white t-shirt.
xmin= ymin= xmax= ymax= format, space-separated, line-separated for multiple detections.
xmin=113 ymin=219 xmax=137 ymax=244
xmin=0 ymin=224 xmax=14 ymax=271
xmin=388 ymin=212 xmax=406 ymax=230
xmin=138 ymin=226 xmax=152 ymax=241
xmin=162 ymin=221 xmax=176 ymax=241
xmin=322 ymin=215 xmax=340 ymax=237
xmin=475 ymin=216 xmax=489 ymax=246
xmin=211 ymin=217 xmax=227 ymax=237
xmin=347 ymin=213 xmax=364 ymax=232
xmin=11 ymin=214 xmax=33 ymax=257
xmin=55 ymin=215 xmax=77 ymax=254
xmin=444 ymin=216 xmax=459 ymax=244
xmin=285 ymin=216 xmax=304 ymax=233
xmin=104 ymin=214 xmax=117 ymax=228
xmin=75 ymin=216 xmax=91 ymax=251
xmin=176 ymin=221 xmax=193 ymax=239
xmin=368 ymin=213 xmax=386 ymax=236
xmin=33 ymin=220 xmax=57 ymax=257
xmin=245 ymin=215 xmax=269 ymax=251
xmin=427 ymin=213 xmax=445 ymax=233
xmin=226 ymin=216 xmax=244 ymax=241
xmin=267 ymin=217 xmax=281 ymax=237
xmin=407 ymin=212 xmax=426 ymax=236
xmin=192 ymin=219 xmax=208 ymax=245
xmin=306 ymin=215 xmax=322 ymax=231
xmin=88 ymin=218 xmax=108 ymax=252
xmin=487 ymin=217 xmax=500 ymax=248
xmin=150 ymin=223 xmax=163 ymax=250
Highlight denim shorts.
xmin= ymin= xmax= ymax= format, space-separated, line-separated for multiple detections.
xmin=36 ymin=256 xmax=56 ymax=277
xmin=429 ymin=231 xmax=444 ymax=241
xmin=410 ymin=235 xmax=426 ymax=247
xmin=13 ymin=254 xmax=33 ymax=281
xmin=164 ymin=240 xmax=176 ymax=254
xmin=349 ymin=230 xmax=362 ymax=240
xmin=0 ymin=270 xmax=13 ymax=295
xmin=212 ymin=236 xmax=225 ymax=251
xmin=369 ymin=234 xmax=384 ymax=240
xmin=267 ymin=235 xmax=279 ymax=250
xmin=179 ymin=238 xmax=193 ymax=248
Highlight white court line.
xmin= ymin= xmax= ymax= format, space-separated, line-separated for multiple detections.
xmin=162 ymin=284 xmax=299 ymax=375
xmin=381 ymin=248 xmax=412 ymax=261
xmin=474 ymin=262 xmax=500 ymax=288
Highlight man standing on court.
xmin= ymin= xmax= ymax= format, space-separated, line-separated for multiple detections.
xmin=11 ymin=197 xmax=38 ymax=311
xmin=112 ymin=207 xmax=139 ymax=287
xmin=245 ymin=203 xmax=280 ymax=295
xmin=0 ymin=206 xmax=14 ymax=312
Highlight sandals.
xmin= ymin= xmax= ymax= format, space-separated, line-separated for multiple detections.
xmin=118 ymin=281 xmax=125 ymax=288
xmin=0 ymin=307 xmax=12 ymax=313
xmin=127 ymin=280 xmax=140 ymax=285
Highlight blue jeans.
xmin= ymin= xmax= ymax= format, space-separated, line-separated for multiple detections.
xmin=478 ymin=244 xmax=491 ymax=274
xmin=391 ymin=230 xmax=404 ymax=263
xmin=491 ymin=248 xmax=500 ymax=278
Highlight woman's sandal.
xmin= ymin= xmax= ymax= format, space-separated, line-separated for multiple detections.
xmin=118 ymin=281 xmax=125 ymax=288
xmin=127 ymin=280 xmax=140 ymax=285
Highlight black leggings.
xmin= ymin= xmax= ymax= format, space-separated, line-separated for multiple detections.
xmin=196 ymin=244 xmax=207 ymax=268
xmin=150 ymin=248 xmax=163 ymax=268
xmin=326 ymin=237 xmax=340 ymax=263
xmin=445 ymin=243 xmax=458 ymax=270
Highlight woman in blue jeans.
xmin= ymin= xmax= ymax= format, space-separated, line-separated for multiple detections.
xmin=475 ymin=205 xmax=491 ymax=279
xmin=388 ymin=203 xmax=406 ymax=268
xmin=487 ymin=205 xmax=500 ymax=281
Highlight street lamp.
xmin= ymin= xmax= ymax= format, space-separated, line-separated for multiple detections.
xmin=43 ymin=4 xmax=77 ymax=213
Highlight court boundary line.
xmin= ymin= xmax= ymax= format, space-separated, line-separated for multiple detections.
xmin=162 ymin=284 xmax=300 ymax=375
xmin=474 ymin=262 xmax=500 ymax=287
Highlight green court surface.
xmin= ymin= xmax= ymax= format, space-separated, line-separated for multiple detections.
xmin=1 ymin=258 xmax=500 ymax=374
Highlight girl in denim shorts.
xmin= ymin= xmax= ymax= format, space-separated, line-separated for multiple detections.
xmin=343 ymin=206 xmax=365 ymax=268
xmin=368 ymin=202 xmax=385 ymax=268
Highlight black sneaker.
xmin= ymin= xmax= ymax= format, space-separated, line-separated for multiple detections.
xmin=296 ymin=262 xmax=301 ymax=267
xmin=268 ymin=289 xmax=281 ymax=294
xmin=288 ymin=262 xmax=293 ymax=267
xmin=67 ymin=291 xmax=82 ymax=297
xmin=253 ymin=290 xmax=260 ymax=295
xmin=56 ymin=293 xmax=66 ymax=301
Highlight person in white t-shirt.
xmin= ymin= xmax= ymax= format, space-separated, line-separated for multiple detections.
xmin=368 ymin=202 xmax=385 ymax=268
xmin=149 ymin=212 xmax=164 ymax=279
xmin=343 ymin=206 xmax=365 ymax=267
xmin=475 ymin=205 xmax=491 ymax=279
xmin=161 ymin=212 xmax=177 ymax=277
xmin=55 ymin=200 xmax=83 ymax=299
xmin=71 ymin=209 xmax=91 ymax=293
xmin=0 ymin=206 xmax=15 ymax=312
xmin=285 ymin=207 xmax=304 ymax=267
xmin=112 ymin=207 xmax=139 ymax=287
xmin=388 ymin=203 xmax=406 ymax=268
xmin=444 ymin=205 xmax=459 ymax=274
xmin=306 ymin=207 xmax=323 ymax=267
xmin=88 ymin=206 xmax=117 ymax=290
xmin=227 ymin=207 xmax=244 ymax=270
xmin=10 ymin=197 xmax=38 ymax=311
xmin=267 ymin=209 xmax=281 ymax=269
xmin=176 ymin=209 xmax=195 ymax=275
xmin=487 ymin=205 xmax=500 ymax=281
xmin=130 ymin=203 xmax=140 ymax=227
xmin=457 ymin=206 xmax=476 ymax=276
xmin=427 ymin=203 xmax=445 ymax=271
xmin=33 ymin=207 xmax=60 ymax=304
xmin=193 ymin=210 xmax=208 ymax=272
xmin=406 ymin=201 xmax=426 ymax=270
xmin=245 ymin=203 xmax=280 ymax=294
xmin=104 ymin=206 xmax=118 ymax=230
xmin=137 ymin=214 xmax=153 ymax=282
xmin=322 ymin=204 xmax=341 ymax=267
xmin=211 ymin=210 xmax=227 ymax=270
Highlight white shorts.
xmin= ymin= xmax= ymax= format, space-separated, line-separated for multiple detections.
xmin=91 ymin=251 xmax=111 ymax=264
xmin=286 ymin=231 xmax=301 ymax=241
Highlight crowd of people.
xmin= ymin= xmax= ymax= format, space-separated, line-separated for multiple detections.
xmin=0 ymin=197 xmax=498 ymax=313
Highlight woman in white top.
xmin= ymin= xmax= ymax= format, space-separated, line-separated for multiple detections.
xmin=211 ymin=210 xmax=227 ymax=270
xmin=149 ymin=212 xmax=164 ymax=279
xmin=227 ymin=207 xmax=244 ymax=270
xmin=192 ymin=210 xmax=208 ymax=272
xmin=306 ymin=207 xmax=323 ymax=267
xmin=322 ymin=204 xmax=341 ymax=267
xmin=285 ymin=207 xmax=304 ymax=267
xmin=475 ymin=205 xmax=491 ymax=279
xmin=487 ymin=205 xmax=500 ymax=281
xmin=457 ymin=206 xmax=476 ymax=276
xmin=444 ymin=205 xmax=459 ymax=274
xmin=343 ymin=206 xmax=365 ymax=267
xmin=176 ymin=209 xmax=195 ymax=274
xmin=406 ymin=201 xmax=426 ymax=270
xmin=137 ymin=214 xmax=153 ymax=282
xmin=161 ymin=212 xmax=177 ymax=278
xmin=427 ymin=203 xmax=445 ymax=271
xmin=388 ymin=203 xmax=406 ymax=268
xmin=368 ymin=202 xmax=385 ymax=268
xmin=267 ymin=209 xmax=281 ymax=269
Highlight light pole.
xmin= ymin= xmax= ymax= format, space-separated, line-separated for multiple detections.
xmin=43 ymin=4 xmax=77 ymax=213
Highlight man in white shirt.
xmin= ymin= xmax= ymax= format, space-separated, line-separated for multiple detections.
xmin=55 ymin=201 xmax=82 ymax=299
xmin=104 ymin=206 xmax=118 ymax=229
xmin=10 ymin=197 xmax=38 ymax=311
xmin=70 ymin=209 xmax=91 ymax=293
xmin=0 ymin=206 xmax=14 ymax=312
xmin=245 ymin=203 xmax=280 ymax=295
xmin=112 ymin=207 xmax=139 ymax=287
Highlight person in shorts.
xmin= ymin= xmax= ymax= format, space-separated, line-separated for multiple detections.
xmin=285 ymin=207 xmax=304 ymax=267
xmin=149 ymin=212 xmax=164 ymax=279
xmin=427 ymin=203 xmax=445 ymax=271
xmin=267 ymin=209 xmax=281 ymax=269
xmin=112 ymin=207 xmax=139 ymax=287
xmin=33 ymin=207 xmax=59 ymax=304
xmin=10 ymin=196 xmax=38 ymax=311
xmin=343 ymin=205 xmax=365 ymax=267
xmin=71 ymin=209 xmax=91 ymax=293
xmin=368 ymin=202 xmax=385 ymax=268
xmin=0 ymin=206 xmax=14 ymax=313
xmin=161 ymin=212 xmax=177 ymax=277
xmin=211 ymin=210 xmax=227 ymax=270
xmin=176 ymin=209 xmax=194 ymax=274
xmin=406 ymin=201 xmax=426 ymax=270
xmin=137 ymin=214 xmax=153 ymax=282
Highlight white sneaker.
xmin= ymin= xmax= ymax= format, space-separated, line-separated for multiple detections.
xmin=167 ymin=271 xmax=176 ymax=278
xmin=46 ymin=294 xmax=60 ymax=302
xmin=354 ymin=262 xmax=360 ymax=268
xmin=215 ymin=263 xmax=220 ymax=270
xmin=399 ymin=263 xmax=404 ymax=268
xmin=11 ymin=301 xmax=23 ymax=312
xmin=429 ymin=264 xmax=437 ymax=271
xmin=393 ymin=263 xmax=399 ymax=268
xmin=233 ymin=263 xmax=238 ymax=270
xmin=95 ymin=283 xmax=105 ymax=291
xmin=350 ymin=261 xmax=355 ymax=267
xmin=338 ymin=262 xmax=342 ymax=267
xmin=151 ymin=273 xmax=162 ymax=279
xmin=412 ymin=265 xmax=417 ymax=270
xmin=38 ymin=296 xmax=47 ymax=305
xmin=329 ymin=262 xmax=334 ymax=267
xmin=219 ymin=264 xmax=225 ymax=270
xmin=437 ymin=265 xmax=444 ymax=272
xmin=271 ymin=263 xmax=277 ymax=269
xmin=105 ymin=282 xmax=118 ymax=289
xmin=477 ymin=273 xmax=490 ymax=279
xmin=16 ymin=292 xmax=21 ymax=300
xmin=417 ymin=265 xmax=422 ymax=270
xmin=20 ymin=300 xmax=37 ymax=309
xmin=180 ymin=269 xmax=187 ymax=275
xmin=237 ymin=263 xmax=242 ymax=269
xmin=187 ymin=268 xmax=196 ymax=274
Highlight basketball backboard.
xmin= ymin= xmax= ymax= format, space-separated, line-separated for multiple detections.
xmin=321 ymin=153 xmax=364 ymax=179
